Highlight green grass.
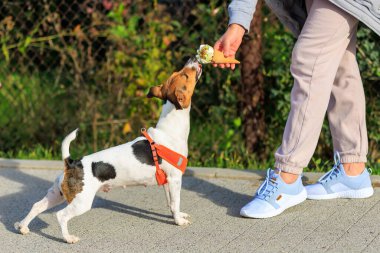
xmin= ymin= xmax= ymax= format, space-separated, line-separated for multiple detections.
xmin=0 ymin=144 xmax=58 ymax=160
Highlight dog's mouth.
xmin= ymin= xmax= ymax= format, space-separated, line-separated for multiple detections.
xmin=185 ymin=57 xmax=202 ymax=82
xmin=196 ymin=63 xmax=202 ymax=81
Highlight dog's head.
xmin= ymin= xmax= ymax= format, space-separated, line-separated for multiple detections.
xmin=147 ymin=57 xmax=202 ymax=109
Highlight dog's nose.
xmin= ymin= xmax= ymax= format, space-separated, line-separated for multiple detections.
xmin=184 ymin=57 xmax=202 ymax=81
xmin=185 ymin=57 xmax=197 ymax=65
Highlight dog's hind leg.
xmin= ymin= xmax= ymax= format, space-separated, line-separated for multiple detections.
xmin=167 ymin=175 xmax=190 ymax=225
xmin=56 ymin=188 xmax=96 ymax=244
xmin=15 ymin=176 xmax=65 ymax=235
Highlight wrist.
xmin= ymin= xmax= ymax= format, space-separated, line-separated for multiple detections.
xmin=228 ymin=23 xmax=246 ymax=35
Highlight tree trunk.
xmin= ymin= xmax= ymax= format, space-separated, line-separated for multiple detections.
xmin=239 ymin=1 xmax=265 ymax=153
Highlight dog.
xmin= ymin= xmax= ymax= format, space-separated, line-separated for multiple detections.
xmin=15 ymin=58 xmax=202 ymax=243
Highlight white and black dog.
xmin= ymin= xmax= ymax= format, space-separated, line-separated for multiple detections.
xmin=15 ymin=58 xmax=202 ymax=243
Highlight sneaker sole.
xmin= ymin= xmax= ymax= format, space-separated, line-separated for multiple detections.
xmin=307 ymin=187 xmax=374 ymax=200
xmin=240 ymin=188 xmax=307 ymax=219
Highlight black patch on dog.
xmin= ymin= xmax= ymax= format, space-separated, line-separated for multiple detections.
xmin=91 ymin=161 xmax=117 ymax=182
xmin=132 ymin=140 xmax=162 ymax=166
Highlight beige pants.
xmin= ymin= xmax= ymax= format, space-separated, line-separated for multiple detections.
xmin=274 ymin=0 xmax=368 ymax=174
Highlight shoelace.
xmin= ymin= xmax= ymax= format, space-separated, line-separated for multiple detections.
xmin=318 ymin=151 xmax=342 ymax=183
xmin=256 ymin=168 xmax=278 ymax=199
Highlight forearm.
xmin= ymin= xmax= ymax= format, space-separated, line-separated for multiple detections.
xmin=228 ymin=0 xmax=258 ymax=32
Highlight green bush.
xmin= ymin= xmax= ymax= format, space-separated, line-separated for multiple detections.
xmin=0 ymin=1 xmax=378 ymax=172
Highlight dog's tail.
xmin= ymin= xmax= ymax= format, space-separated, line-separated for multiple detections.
xmin=61 ymin=128 xmax=79 ymax=160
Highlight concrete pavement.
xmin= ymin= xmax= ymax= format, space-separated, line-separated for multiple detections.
xmin=0 ymin=160 xmax=379 ymax=252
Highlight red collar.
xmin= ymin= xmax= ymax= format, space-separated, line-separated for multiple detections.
xmin=141 ymin=128 xmax=188 ymax=185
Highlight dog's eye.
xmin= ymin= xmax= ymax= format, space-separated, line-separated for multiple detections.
xmin=181 ymin=73 xmax=189 ymax=80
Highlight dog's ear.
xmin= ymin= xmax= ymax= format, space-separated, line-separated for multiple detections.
xmin=147 ymin=85 xmax=165 ymax=99
xmin=174 ymin=89 xmax=187 ymax=109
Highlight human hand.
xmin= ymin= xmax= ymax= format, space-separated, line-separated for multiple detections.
xmin=213 ymin=24 xmax=245 ymax=70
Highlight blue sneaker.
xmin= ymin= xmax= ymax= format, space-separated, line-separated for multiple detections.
xmin=306 ymin=152 xmax=374 ymax=200
xmin=240 ymin=168 xmax=307 ymax=218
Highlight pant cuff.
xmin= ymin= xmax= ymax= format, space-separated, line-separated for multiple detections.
xmin=274 ymin=161 xmax=303 ymax=175
xmin=339 ymin=155 xmax=367 ymax=163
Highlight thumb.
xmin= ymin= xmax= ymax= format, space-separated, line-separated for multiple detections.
xmin=221 ymin=40 xmax=232 ymax=57
xmin=214 ymin=37 xmax=231 ymax=56
xmin=213 ymin=39 xmax=225 ymax=54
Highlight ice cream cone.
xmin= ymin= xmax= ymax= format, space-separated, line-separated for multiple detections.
xmin=212 ymin=50 xmax=240 ymax=64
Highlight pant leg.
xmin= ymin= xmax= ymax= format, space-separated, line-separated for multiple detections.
xmin=327 ymin=27 xmax=368 ymax=163
xmin=274 ymin=0 xmax=359 ymax=174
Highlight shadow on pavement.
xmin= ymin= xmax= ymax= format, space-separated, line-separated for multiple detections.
xmin=182 ymin=177 xmax=252 ymax=217
xmin=92 ymin=198 xmax=174 ymax=225
xmin=0 ymin=168 xmax=177 ymax=241
xmin=0 ymin=169 xmax=54 ymax=232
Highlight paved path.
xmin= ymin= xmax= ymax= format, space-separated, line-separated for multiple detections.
xmin=0 ymin=165 xmax=379 ymax=252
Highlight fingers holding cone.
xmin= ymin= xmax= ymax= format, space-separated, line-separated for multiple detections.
xmin=212 ymin=51 xmax=238 ymax=69
xmin=212 ymin=50 xmax=240 ymax=64
xmin=212 ymin=50 xmax=239 ymax=70
xmin=212 ymin=38 xmax=239 ymax=69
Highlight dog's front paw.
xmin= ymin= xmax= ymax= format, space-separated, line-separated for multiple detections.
xmin=65 ymin=235 xmax=80 ymax=244
xmin=175 ymin=217 xmax=191 ymax=226
xmin=179 ymin=212 xmax=190 ymax=219
xmin=14 ymin=222 xmax=30 ymax=235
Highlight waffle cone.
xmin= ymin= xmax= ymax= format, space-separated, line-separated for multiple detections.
xmin=212 ymin=50 xmax=240 ymax=64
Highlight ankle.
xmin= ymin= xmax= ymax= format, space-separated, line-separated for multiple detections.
xmin=343 ymin=163 xmax=365 ymax=176
xmin=276 ymin=169 xmax=299 ymax=184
